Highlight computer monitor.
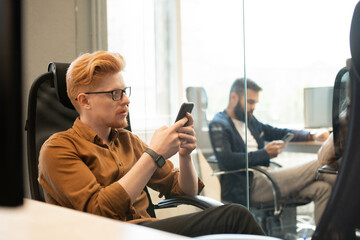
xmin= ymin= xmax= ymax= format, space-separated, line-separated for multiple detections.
xmin=304 ymin=86 xmax=333 ymax=129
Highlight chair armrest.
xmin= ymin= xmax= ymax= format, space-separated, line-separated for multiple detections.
xmin=317 ymin=163 xmax=339 ymax=175
xmin=154 ymin=195 xmax=223 ymax=210
xmin=212 ymin=166 xmax=282 ymax=216
xmin=250 ymin=166 xmax=282 ymax=216
xmin=196 ymin=233 xmax=283 ymax=240
xmin=269 ymin=160 xmax=282 ymax=168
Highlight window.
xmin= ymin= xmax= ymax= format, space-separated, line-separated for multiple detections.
xmin=107 ymin=0 xmax=157 ymax=141
xmin=180 ymin=0 xmax=357 ymax=128
xmin=107 ymin=0 xmax=359 ymax=130
xmin=107 ymin=0 xmax=183 ymax=142
xmin=244 ymin=0 xmax=356 ymax=128
xmin=107 ymin=0 xmax=358 ymax=235
xmin=180 ymin=0 xmax=245 ymax=120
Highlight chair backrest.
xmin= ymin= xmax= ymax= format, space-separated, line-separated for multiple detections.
xmin=25 ymin=62 xmax=78 ymax=201
xmin=186 ymin=87 xmax=208 ymax=130
xmin=186 ymin=87 xmax=214 ymax=161
xmin=332 ymin=65 xmax=350 ymax=159
xmin=312 ymin=2 xmax=360 ymax=238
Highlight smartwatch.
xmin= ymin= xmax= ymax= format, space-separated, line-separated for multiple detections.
xmin=144 ymin=148 xmax=166 ymax=168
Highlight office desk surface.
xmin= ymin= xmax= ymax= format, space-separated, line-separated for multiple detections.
xmin=285 ymin=141 xmax=323 ymax=154
xmin=0 ymin=198 xmax=189 ymax=240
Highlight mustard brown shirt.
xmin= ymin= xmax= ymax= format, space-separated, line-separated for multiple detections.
xmin=38 ymin=118 xmax=204 ymax=223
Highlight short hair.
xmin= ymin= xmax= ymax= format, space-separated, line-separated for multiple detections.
xmin=229 ymin=78 xmax=262 ymax=98
xmin=66 ymin=51 xmax=126 ymax=109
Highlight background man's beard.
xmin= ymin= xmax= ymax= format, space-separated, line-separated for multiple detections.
xmin=234 ymin=101 xmax=252 ymax=122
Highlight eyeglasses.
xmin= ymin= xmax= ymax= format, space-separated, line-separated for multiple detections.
xmin=76 ymin=87 xmax=131 ymax=101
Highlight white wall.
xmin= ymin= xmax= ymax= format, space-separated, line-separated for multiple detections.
xmin=23 ymin=0 xmax=77 ymax=90
xmin=22 ymin=0 xmax=78 ymax=197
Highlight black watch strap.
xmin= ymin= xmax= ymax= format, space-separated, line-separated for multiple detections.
xmin=144 ymin=148 xmax=166 ymax=168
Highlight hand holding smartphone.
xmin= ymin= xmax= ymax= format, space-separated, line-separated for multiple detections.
xmin=275 ymin=132 xmax=294 ymax=146
xmin=175 ymin=102 xmax=194 ymax=126
xmin=281 ymin=132 xmax=295 ymax=143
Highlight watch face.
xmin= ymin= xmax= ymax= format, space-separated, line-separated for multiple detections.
xmin=156 ymin=156 xmax=166 ymax=168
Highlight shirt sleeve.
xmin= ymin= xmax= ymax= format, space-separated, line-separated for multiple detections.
xmin=261 ymin=122 xmax=309 ymax=142
xmin=38 ymin=135 xmax=134 ymax=221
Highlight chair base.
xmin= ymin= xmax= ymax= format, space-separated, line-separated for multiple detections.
xmin=251 ymin=206 xmax=298 ymax=239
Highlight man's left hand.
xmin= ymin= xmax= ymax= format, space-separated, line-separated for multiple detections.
xmin=311 ymin=129 xmax=330 ymax=142
xmin=177 ymin=113 xmax=197 ymax=156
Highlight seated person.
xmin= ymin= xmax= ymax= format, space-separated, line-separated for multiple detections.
xmin=38 ymin=51 xmax=264 ymax=237
xmin=209 ymin=78 xmax=336 ymax=225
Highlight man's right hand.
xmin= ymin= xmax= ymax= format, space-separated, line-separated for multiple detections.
xmin=264 ymin=141 xmax=285 ymax=158
xmin=149 ymin=117 xmax=189 ymax=159
xmin=118 ymin=119 xmax=187 ymax=203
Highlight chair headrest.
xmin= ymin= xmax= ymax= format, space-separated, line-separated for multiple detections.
xmin=47 ymin=62 xmax=74 ymax=110
xmin=350 ymin=1 xmax=360 ymax=75
xmin=186 ymin=87 xmax=208 ymax=110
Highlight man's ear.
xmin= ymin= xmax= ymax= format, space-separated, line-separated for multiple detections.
xmin=230 ymin=92 xmax=239 ymax=104
xmin=77 ymin=93 xmax=91 ymax=110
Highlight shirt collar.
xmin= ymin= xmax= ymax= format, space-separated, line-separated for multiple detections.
xmin=72 ymin=117 xmax=119 ymax=146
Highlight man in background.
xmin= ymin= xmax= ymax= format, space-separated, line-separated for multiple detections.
xmin=209 ymin=78 xmax=335 ymax=224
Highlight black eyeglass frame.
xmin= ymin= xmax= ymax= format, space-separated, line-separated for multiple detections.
xmin=75 ymin=87 xmax=131 ymax=101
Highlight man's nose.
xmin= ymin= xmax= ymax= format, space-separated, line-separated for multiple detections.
xmin=248 ymin=104 xmax=255 ymax=111
xmin=121 ymin=94 xmax=130 ymax=105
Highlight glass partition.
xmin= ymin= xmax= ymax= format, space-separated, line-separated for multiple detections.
xmin=179 ymin=0 xmax=249 ymax=207
xmin=106 ymin=0 xmax=358 ymax=237
xmin=241 ymin=0 xmax=357 ymax=238
xmin=245 ymin=0 xmax=356 ymax=128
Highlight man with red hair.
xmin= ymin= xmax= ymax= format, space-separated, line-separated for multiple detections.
xmin=38 ymin=51 xmax=264 ymax=237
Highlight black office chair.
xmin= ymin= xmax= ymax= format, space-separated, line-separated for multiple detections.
xmin=186 ymin=87 xmax=213 ymax=160
xmin=25 ymin=62 xmax=222 ymax=218
xmin=312 ymin=2 xmax=360 ymax=238
xmin=317 ymin=65 xmax=350 ymax=176
xmin=186 ymin=86 xmax=309 ymax=238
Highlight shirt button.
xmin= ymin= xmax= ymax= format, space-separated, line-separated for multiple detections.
xmin=119 ymin=162 xmax=123 ymax=167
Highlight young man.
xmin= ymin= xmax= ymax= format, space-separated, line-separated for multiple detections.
xmin=38 ymin=51 xmax=264 ymax=237
xmin=209 ymin=78 xmax=336 ymax=225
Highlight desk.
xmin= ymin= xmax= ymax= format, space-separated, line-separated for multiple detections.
xmin=0 ymin=199 xmax=281 ymax=240
xmin=0 ymin=198 xmax=189 ymax=240
xmin=285 ymin=141 xmax=323 ymax=154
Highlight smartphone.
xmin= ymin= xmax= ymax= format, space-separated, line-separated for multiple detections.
xmin=175 ymin=102 xmax=194 ymax=126
xmin=281 ymin=132 xmax=295 ymax=143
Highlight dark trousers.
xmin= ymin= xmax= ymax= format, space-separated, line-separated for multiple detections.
xmin=138 ymin=204 xmax=265 ymax=237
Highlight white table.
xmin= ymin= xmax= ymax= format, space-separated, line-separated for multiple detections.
xmin=0 ymin=199 xmax=282 ymax=240
xmin=0 ymin=198 xmax=189 ymax=240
